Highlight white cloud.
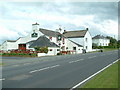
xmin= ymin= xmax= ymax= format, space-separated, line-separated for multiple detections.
xmin=0 ymin=2 xmax=118 ymax=44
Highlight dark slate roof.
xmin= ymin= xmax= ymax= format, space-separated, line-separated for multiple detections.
xmin=7 ymin=40 xmax=16 ymax=42
xmin=39 ymin=28 xmax=61 ymax=37
xmin=29 ymin=35 xmax=59 ymax=48
xmin=70 ymin=40 xmax=83 ymax=47
xmin=26 ymin=40 xmax=36 ymax=44
xmin=63 ymin=30 xmax=88 ymax=38
xmin=92 ymin=35 xmax=107 ymax=39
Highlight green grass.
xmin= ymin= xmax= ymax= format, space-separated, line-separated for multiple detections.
xmin=81 ymin=61 xmax=118 ymax=88
xmin=0 ymin=63 xmax=5 ymax=66
xmin=103 ymin=48 xmax=118 ymax=52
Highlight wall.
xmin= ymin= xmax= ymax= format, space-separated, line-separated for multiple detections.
xmin=92 ymin=38 xmax=110 ymax=46
xmin=1 ymin=41 xmax=7 ymax=51
xmin=84 ymin=31 xmax=92 ymax=52
xmin=38 ymin=47 xmax=60 ymax=57
xmin=7 ymin=42 xmax=18 ymax=50
xmin=65 ymin=38 xmax=83 ymax=53
xmin=67 ymin=31 xmax=92 ymax=52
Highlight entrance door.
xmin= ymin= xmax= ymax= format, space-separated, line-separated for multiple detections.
xmin=18 ymin=44 xmax=26 ymax=51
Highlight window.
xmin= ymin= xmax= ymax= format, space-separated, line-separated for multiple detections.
xmin=85 ymin=38 xmax=87 ymax=42
xmin=49 ymin=49 xmax=52 ymax=51
xmin=73 ymin=47 xmax=76 ymax=50
xmin=49 ymin=37 xmax=52 ymax=40
xmin=86 ymin=46 xmax=88 ymax=49
xmin=57 ymin=49 xmax=60 ymax=51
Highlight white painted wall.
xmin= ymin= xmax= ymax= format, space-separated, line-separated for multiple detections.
xmin=0 ymin=41 xmax=7 ymax=51
xmin=84 ymin=31 xmax=92 ymax=52
xmin=92 ymin=38 xmax=110 ymax=46
xmin=66 ymin=31 xmax=92 ymax=52
xmin=38 ymin=47 xmax=60 ymax=57
xmin=65 ymin=38 xmax=83 ymax=53
xmin=48 ymin=47 xmax=60 ymax=55
xmin=0 ymin=41 xmax=18 ymax=51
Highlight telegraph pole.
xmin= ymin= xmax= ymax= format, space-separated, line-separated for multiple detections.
xmin=114 ymin=35 xmax=117 ymax=49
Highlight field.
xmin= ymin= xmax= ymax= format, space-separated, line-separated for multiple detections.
xmin=81 ymin=61 xmax=118 ymax=88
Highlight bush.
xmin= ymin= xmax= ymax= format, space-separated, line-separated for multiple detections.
xmin=57 ymin=53 xmax=62 ymax=55
xmin=34 ymin=46 xmax=48 ymax=53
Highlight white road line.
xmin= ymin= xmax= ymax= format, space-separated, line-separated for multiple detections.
xmin=69 ymin=59 xmax=84 ymax=63
xmin=29 ymin=64 xmax=60 ymax=73
xmin=13 ymin=65 xmax=19 ymax=67
xmin=70 ymin=59 xmax=119 ymax=90
xmin=50 ymin=64 xmax=60 ymax=68
xmin=38 ymin=67 xmax=50 ymax=71
xmin=24 ymin=63 xmax=30 ymax=65
xmin=0 ymin=78 xmax=5 ymax=81
xmin=88 ymin=56 xmax=96 ymax=59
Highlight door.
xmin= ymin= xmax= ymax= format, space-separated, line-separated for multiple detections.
xmin=18 ymin=44 xmax=26 ymax=51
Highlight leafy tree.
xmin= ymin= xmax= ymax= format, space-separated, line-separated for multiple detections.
xmin=92 ymin=43 xmax=98 ymax=49
xmin=117 ymin=40 xmax=120 ymax=48
xmin=106 ymin=36 xmax=117 ymax=48
xmin=34 ymin=46 xmax=48 ymax=53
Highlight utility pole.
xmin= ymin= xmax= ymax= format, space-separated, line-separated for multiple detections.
xmin=114 ymin=35 xmax=117 ymax=49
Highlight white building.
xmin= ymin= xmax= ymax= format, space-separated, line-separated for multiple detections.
xmin=0 ymin=23 xmax=93 ymax=55
xmin=63 ymin=28 xmax=92 ymax=52
xmin=92 ymin=35 xmax=110 ymax=46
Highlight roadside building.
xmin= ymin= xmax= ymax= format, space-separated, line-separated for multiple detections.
xmin=63 ymin=28 xmax=92 ymax=52
xmin=92 ymin=35 xmax=110 ymax=46
xmin=28 ymin=35 xmax=60 ymax=56
xmin=0 ymin=22 xmax=93 ymax=55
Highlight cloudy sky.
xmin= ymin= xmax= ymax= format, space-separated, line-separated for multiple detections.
xmin=0 ymin=1 xmax=119 ymax=44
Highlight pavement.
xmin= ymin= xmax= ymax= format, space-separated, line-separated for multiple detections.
xmin=1 ymin=50 xmax=119 ymax=88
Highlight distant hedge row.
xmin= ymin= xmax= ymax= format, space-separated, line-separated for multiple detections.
xmin=93 ymin=46 xmax=118 ymax=49
xmin=1 ymin=53 xmax=37 ymax=57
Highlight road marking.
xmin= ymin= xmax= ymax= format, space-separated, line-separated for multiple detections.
xmin=13 ymin=65 xmax=19 ymax=67
xmin=24 ymin=63 xmax=30 ymax=65
xmin=88 ymin=56 xmax=96 ymax=59
xmin=29 ymin=64 xmax=60 ymax=73
xmin=69 ymin=59 xmax=84 ymax=63
xmin=70 ymin=59 xmax=119 ymax=90
xmin=0 ymin=78 xmax=5 ymax=81
xmin=50 ymin=64 xmax=60 ymax=68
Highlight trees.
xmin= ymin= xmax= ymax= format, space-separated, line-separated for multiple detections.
xmin=117 ymin=40 xmax=120 ymax=48
xmin=34 ymin=46 xmax=48 ymax=53
xmin=106 ymin=36 xmax=117 ymax=48
xmin=92 ymin=43 xmax=98 ymax=49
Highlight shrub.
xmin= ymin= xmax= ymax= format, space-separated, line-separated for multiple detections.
xmin=57 ymin=53 xmax=62 ymax=55
xmin=34 ymin=46 xmax=48 ymax=53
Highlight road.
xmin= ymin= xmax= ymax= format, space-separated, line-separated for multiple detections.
xmin=1 ymin=50 xmax=119 ymax=88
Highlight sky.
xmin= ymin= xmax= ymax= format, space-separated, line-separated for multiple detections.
xmin=0 ymin=1 xmax=119 ymax=44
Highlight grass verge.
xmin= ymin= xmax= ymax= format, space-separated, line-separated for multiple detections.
xmin=81 ymin=60 xmax=118 ymax=88
xmin=103 ymin=48 xmax=118 ymax=52
xmin=0 ymin=63 xmax=5 ymax=66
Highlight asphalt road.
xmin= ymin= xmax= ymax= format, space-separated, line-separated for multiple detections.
xmin=1 ymin=50 xmax=119 ymax=88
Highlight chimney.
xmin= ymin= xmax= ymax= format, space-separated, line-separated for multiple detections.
xmin=86 ymin=28 xmax=88 ymax=30
xmin=63 ymin=30 xmax=67 ymax=34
